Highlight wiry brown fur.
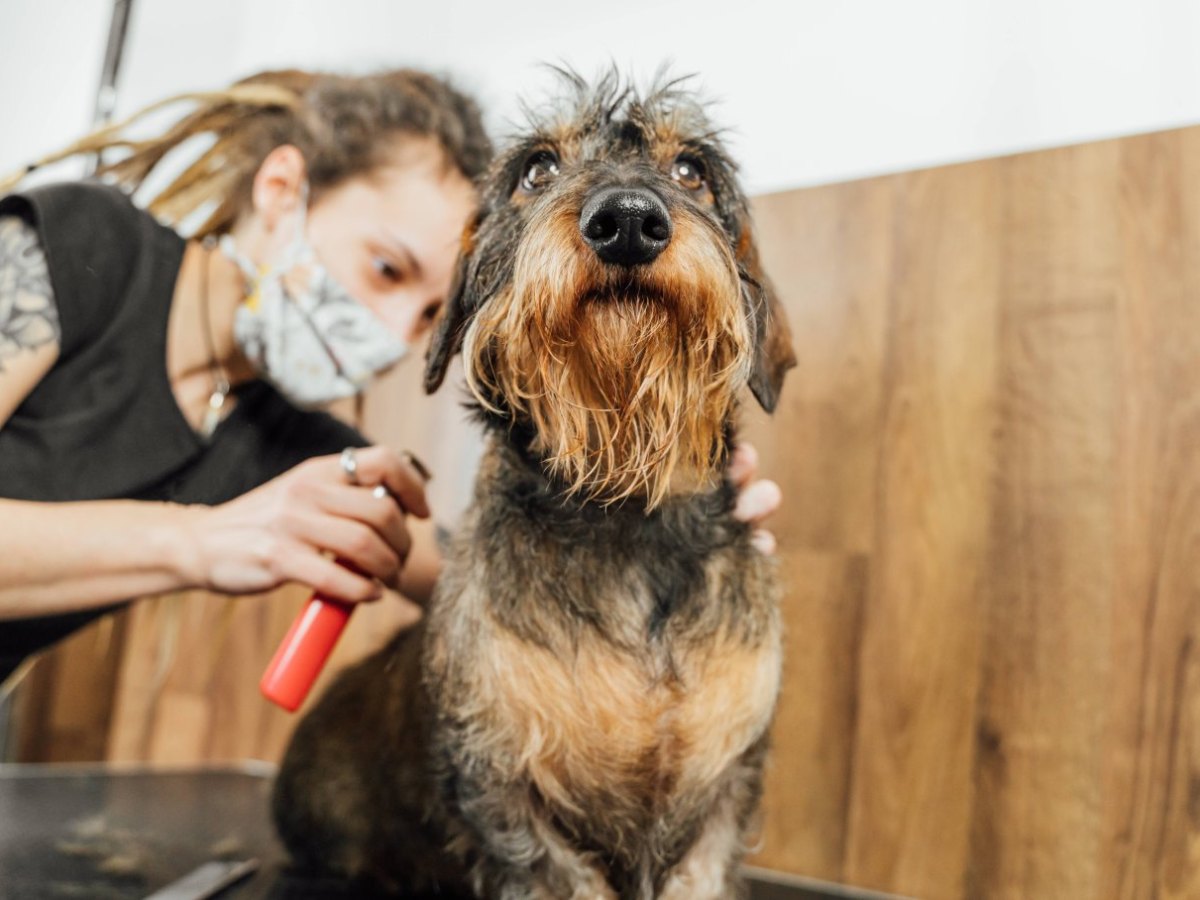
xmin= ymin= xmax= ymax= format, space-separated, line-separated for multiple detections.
xmin=462 ymin=199 xmax=751 ymax=508
xmin=273 ymin=68 xmax=795 ymax=899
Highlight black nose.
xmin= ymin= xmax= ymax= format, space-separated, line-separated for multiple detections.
xmin=579 ymin=187 xmax=672 ymax=267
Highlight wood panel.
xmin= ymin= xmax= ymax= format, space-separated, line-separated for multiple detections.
xmin=744 ymin=126 xmax=1200 ymax=898
xmin=12 ymin=124 xmax=1200 ymax=899
xmin=9 ymin=615 xmax=127 ymax=762
xmin=967 ymin=136 xmax=1120 ymax=899
xmin=105 ymin=584 xmax=422 ymax=764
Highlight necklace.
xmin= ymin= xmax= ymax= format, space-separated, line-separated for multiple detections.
xmin=198 ymin=236 xmax=231 ymax=440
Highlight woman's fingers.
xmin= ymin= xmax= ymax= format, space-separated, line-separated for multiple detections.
xmin=286 ymin=510 xmax=405 ymax=589
xmin=314 ymin=482 xmax=410 ymax=562
xmin=727 ymin=443 xmax=781 ymax=556
xmin=733 ymin=478 xmax=782 ymax=526
xmin=275 ymin=539 xmax=383 ymax=603
xmin=750 ymin=529 xmax=777 ymax=556
xmin=727 ymin=441 xmax=759 ymax=488
xmin=339 ymin=446 xmax=431 ymax=518
xmin=271 ymin=446 xmax=428 ymax=596
xmin=197 ymin=445 xmax=432 ymax=600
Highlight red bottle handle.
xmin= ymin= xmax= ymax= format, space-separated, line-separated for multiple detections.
xmin=259 ymin=464 xmax=425 ymax=712
xmin=261 ymin=563 xmax=360 ymax=712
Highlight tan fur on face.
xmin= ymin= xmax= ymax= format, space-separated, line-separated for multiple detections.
xmin=461 ymin=200 xmax=753 ymax=509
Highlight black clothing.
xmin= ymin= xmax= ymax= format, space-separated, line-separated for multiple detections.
xmin=0 ymin=182 xmax=368 ymax=680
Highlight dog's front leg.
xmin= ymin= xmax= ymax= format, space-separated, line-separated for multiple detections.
xmin=657 ymin=796 xmax=748 ymax=900
xmin=657 ymin=736 xmax=770 ymax=900
xmin=495 ymin=827 xmax=618 ymax=900
xmin=450 ymin=776 xmax=618 ymax=900
xmin=657 ymin=792 xmax=745 ymax=900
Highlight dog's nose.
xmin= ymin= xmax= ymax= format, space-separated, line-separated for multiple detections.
xmin=579 ymin=187 xmax=672 ymax=267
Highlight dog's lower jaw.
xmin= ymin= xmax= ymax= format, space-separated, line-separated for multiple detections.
xmin=527 ymin=431 xmax=730 ymax=511
xmin=489 ymin=395 xmax=738 ymax=512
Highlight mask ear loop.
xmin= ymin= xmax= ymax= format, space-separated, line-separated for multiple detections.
xmin=217 ymin=233 xmax=260 ymax=284
xmin=217 ymin=179 xmax=313 ymax=310
xmin=291 ymin=180 xmax=312 ymax=250
xmin=268 ymin=179 xmax=314 ymax=274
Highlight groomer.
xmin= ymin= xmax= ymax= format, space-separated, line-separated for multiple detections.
xmin=0 ymin=68 xmax=782 ymax=684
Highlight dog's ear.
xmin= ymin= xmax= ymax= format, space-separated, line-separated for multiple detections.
xmin=424 ymin=216 xmax=482 ymax=394
xmin=737 ymin=224 xmax=795 ymax=413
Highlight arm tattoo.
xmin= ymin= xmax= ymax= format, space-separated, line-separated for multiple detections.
xmin=0 ymin=216 xmax=58 ymax=372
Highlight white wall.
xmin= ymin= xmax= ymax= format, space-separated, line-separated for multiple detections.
xmin=0 ymin=2 xmax=111 ymax=183
xmin=4 ymin=0 xmax=1200 ymax=195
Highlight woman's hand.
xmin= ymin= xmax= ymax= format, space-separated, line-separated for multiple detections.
xmin=180 ymin=446 xmax=429 ymax=603
xmin=728 ymin=442 xmax=782 ymax=555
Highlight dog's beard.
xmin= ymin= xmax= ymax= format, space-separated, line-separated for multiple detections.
xmin=463 ymin=207 xmax=752 ymax=509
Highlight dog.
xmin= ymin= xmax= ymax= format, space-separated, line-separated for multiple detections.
xmin=272 ymin=69 xmax=796 ymax=899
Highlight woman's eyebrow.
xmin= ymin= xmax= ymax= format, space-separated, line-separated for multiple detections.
xmin=375 ymin=231 xmax=423 ymax=277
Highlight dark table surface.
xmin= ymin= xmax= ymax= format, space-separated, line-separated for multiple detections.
xmin=0 ymin=764 xmax=905 ymax=900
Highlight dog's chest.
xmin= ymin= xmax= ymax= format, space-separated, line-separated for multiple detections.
xmin=467 ymin=611 xmax=781 ymax=813
xmin=437 ymin=462 xmax=782 ymax=815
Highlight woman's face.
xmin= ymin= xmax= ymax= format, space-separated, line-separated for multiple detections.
xmin=303 ymin=137 xmax=477 ymax=347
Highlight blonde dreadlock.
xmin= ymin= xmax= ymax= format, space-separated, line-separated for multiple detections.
xmin=0 ymin=68 xmax=491 ymax=238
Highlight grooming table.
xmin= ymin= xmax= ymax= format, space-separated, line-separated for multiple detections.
xmin=0 ymin=764 xmax=905 ymax=899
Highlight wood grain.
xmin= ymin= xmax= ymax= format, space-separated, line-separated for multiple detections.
xmin=753 ymin=547 xmax=868 ymax=880
xmin=745 ymin=127 xmax=1200 ymax=898
xmin=967 ymin=138 xmax=1119 ymax=899
xmin=12 ymin=124 xmax=1200 ymax=899
xmin=1102 ymin=129 xmax=1200 ymax=900
xmin=846 ymin=160 xmax=1000 ymax=897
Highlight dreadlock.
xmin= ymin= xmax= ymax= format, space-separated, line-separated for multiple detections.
xmin=0 ymin=68 xmax=491 ymax=238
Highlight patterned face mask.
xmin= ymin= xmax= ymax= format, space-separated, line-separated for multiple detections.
xmin=219 ymin=186 xmax=409 ymax=408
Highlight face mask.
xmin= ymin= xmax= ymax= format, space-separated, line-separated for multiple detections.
xmin=219 ymin=186 xmax=409 ymax=407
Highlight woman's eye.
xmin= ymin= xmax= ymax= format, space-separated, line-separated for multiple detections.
xmin=671 ymin=155 xmax=707 ymax=192
xmin=374 ymin=258 xmax=402 ymax=283
xmin=520 ymin=150 xmax=561 ymax=193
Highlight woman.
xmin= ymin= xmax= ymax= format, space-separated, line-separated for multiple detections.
xmin=0 ymin=68 xmax=781 ymax=684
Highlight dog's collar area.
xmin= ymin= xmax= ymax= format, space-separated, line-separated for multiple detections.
xmin=489 ymin=436 xmax=738 ymax=523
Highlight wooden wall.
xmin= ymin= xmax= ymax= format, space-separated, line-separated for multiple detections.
xmin=12 ymin=124 xmax=1200 ymax=899
xmin=741 ymin=125 xmax=1200 ymax=898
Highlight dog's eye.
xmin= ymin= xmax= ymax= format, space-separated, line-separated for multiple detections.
xmin=520 ymin=151 xmax=561 ymax=193
xmin=671 ymin=155 xmax=707 ymax=192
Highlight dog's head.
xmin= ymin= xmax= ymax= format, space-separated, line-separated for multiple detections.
xmin=425 ymin=69 xmax=794 ymax=508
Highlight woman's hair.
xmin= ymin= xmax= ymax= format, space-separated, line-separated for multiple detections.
xmin=0 ymin=68 xmax=492 ymax=237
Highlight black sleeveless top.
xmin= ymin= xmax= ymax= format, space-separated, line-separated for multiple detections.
xmin=0 ymin=182 xmax=369 ymax=679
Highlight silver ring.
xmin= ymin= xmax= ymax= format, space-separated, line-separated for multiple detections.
xmin=339 ymin=447 xmax=361 ymax=485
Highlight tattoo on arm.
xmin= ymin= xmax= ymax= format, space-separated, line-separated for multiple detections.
xmin=0 ymin=216 xmax=58 ymax=372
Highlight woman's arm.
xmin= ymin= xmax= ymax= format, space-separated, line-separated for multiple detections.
xmin=0 ymin=498 xmax=199 ymax=617
xmin=0 ymin=448 xmax=431 ymax=621
xmin=0 ymin=217 xmax=205 ymax=617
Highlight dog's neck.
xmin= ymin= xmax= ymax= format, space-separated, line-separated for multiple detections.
xmin=473 ymin=408 xmax=737 ymax=512
xmin=465 ymin=434 xmax=750 ymax=649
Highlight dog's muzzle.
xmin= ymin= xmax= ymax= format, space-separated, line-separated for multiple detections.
xmin=579 ymin=187 xmax=672 ymax=267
